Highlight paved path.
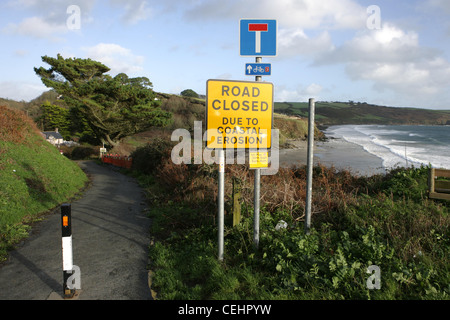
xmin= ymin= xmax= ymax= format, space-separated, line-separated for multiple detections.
xmin=0 ymin=161 xmax=152 ymax=300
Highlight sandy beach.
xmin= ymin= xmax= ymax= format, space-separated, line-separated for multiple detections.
xmin=279 ymin=138 xmax=386 ymax=177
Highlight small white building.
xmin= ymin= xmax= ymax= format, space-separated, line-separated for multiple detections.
xmin=42 ymin=128 xmax=64 ymax=146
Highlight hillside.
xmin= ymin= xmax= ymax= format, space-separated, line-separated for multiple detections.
xmin=0 ymin=105 xmax=88 ymax=261
xmin=0 ymin=91 xmax=62 ymax=122
xmin=158 ymin=93 xmax=324 ymax=145
xmin=2 ymin=91 xmax=320 ymax=152
xmin=109 ymin=94 xmax=322 ymax=154
xmin=8 ymin=91 xmax=449 ymax=152
xmin=4 ymin=91 xmax=450 ymax=127
xmin=275 ymin=101 xmax=450 ymax=126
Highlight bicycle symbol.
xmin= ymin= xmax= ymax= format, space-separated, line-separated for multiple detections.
xmin=250 ymin=66 xmax=270 ymax=74
xmin=253 ymin=66 xmax=264 ymax=73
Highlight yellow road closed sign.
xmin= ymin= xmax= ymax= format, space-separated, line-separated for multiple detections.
xmin=206 ymin=79 xmax=273 ymax=149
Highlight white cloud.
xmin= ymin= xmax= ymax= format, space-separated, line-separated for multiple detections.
xmin=183 ymin=0 xmax=367 ymax=30
xmin=275 ymin=83 xmax=323 ymax=102
xmin=266 ymin=0 xmax=366 ymax=30
xmin=214 ymin=73 xmax=233 ymax=80
xmin=0 ymin=81 xmax=47 ymax=101
xmin=109 ymin=0 xmax=153 ymax=24
xmin=278 ymin=28 xmax=334 ymax=59
xmin=313 ymin=23 xmax=450 ymax=106
xmin=316 ymin=23 xmax=427 ymax=65
xmin=424 ymin=0 xmax=450 ymax=15
xmin=3 ymin=0 xmax=95 ymax=40
xmin=82 ymin=43 xmax=145 ymax=75
xmin=180 ymin=0 xmax=363 ymax=62
xmin=7 ymin=0 xmax=95 ymax=20
xmin=3 ymin=16 xmax=67 ymax=40
xmin=3 ymin=0 xmax=150 ymax=41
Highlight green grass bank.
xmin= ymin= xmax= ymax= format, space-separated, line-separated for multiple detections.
xmin=0 ymin=106 xmax=88 ymax=262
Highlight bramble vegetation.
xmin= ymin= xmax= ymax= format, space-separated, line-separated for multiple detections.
xmin=129 ymin=139 xmax=449 ymax=300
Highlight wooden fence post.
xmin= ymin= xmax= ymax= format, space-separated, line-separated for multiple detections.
xmin=232 ymin=177 xmax=242 ymax=227
xmin=429 ymin=168 xmax=435 ymax=195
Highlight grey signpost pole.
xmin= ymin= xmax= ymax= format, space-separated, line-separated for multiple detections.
xmin=218 ymin=149 xmax=225 ymax=261
xmin=241 ymin=19 xmax=276 ymax=253
xmin=305 ymin=98 xmax=315 ymax=234
xmin=253 ymin=57 xmax=262 ymax=249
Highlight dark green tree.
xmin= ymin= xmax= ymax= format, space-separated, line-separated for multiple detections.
xmin=39 ymin=101 xmax=70 ymax=137
xmin=67 ymin=106 xmax=98 ymax=144
xmin=34 ymin=54 xmax=172 ymax=147
xmin=180 ymin=89 xmax=199 ymax=98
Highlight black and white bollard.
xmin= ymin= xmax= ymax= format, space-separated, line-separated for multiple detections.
xmin=61 ymin=203 xmax=75 ymax=298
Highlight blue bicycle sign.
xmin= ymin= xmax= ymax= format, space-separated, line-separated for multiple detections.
xmin=245 ymin=63 xmax=271 ymax=76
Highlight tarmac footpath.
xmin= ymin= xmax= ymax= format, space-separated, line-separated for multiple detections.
xmin=0 ymin=160 xmax=152 ymax=300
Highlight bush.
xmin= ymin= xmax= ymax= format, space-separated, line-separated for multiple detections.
xmin=69 ymin=145 xmax=99 ymax=160
xmin=0 ymin=105 xmax=42 ymax=144
xmin=160 ymin=95 xmax=205 ymax=131
xmin=379 ymin=165 xmax=430 ymax=201
xmin=180 ymin=89 xmax=199 ymax=98
xmin=130 ymin=138 xmax=175 ymax=175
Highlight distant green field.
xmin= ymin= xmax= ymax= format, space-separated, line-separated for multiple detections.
xmin=274 ymin=101 xmax=450 ymax=125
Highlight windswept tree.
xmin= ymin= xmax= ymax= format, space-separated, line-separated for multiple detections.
xmin=39 ymin=101 xmax=70 ymax=138
xmin=34 ymin=54 xmax=172 ymax=147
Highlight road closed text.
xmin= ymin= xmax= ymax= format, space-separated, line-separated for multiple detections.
xmin=211 ymin=99 xmax=270 ymax=112
xmin=206 ymin=80 xmax=273 ymax=149
xmin=211 ymin=84 xmax=269 ymax=112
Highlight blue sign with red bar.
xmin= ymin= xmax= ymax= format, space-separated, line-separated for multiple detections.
xmin=240 ymin=19 xmax=277 ymax=56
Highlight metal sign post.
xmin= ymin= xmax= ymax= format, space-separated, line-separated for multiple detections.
xmin=240 ymin=19 xmax=277 ymax=250
xmin=305 ymin=98 xmax=315 ymax=235
xmin=218 ymin=149 xmax=225 ymax=261
xmin=253 ymin=57 xmax=262 ymax=249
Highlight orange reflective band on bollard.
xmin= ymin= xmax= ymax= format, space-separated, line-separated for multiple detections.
xmin=63 ymin=216 xmax=69 ymax=227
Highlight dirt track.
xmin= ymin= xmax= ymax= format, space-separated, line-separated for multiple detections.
xmin=0 ymin=161 xmax=152 ymax=300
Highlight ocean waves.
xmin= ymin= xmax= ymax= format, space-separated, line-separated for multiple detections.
xmin=325 ymin=125 xmax=450 ymax=170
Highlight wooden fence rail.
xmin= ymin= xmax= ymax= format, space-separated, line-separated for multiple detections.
xmin=429 ymin=168 xmax=450 ymax=201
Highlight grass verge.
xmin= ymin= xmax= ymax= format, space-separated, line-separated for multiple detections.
xmin=0 ymin=106 xmax=88 ymax=262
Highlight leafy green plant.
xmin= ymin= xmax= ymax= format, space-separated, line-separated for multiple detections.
xmin=130 ymin=138 xmax=175 ymax=175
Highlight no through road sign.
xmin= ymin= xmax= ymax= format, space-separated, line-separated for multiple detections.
xmin=240 ymin=19 xmax=277 ymax=56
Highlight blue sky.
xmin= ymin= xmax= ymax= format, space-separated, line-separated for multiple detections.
xmin=1 ymin=0 xmax=450 ymax=109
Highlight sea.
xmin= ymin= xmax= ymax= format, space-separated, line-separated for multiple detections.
xmin=324 ymin=125 xmax=450 ymax=171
